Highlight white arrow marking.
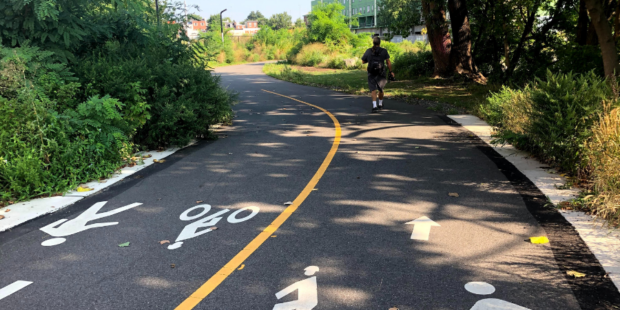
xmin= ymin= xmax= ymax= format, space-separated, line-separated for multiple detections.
xmin=405 ymin=216 xmax=440 ymax=241
xmin=0 ymin=281 xmax=32 ymax=301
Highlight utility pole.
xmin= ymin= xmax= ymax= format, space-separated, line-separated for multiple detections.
xmin=220 ymin=9 xmax=227 ymax=43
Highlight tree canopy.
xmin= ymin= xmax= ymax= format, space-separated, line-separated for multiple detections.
xmin=267 ymin=12 xmax=293 ymax=30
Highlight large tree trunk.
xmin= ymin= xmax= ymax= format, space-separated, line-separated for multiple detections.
xmin=422 ymin=0 xmax=452 ymax=77
xmin=587 ymin=21 xmax=600 ymax=45
xmin=585 ymin=0 xmax=620 ymax=76
xmin=577 ymin=0 xmax=590 ymax=45
xmin=448 ymin=0 xmax=486 ymax=83
xmin=505 ymin=0 xmax=541 ymax=78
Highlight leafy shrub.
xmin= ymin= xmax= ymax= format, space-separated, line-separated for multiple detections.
xmin=391 ymin=51 xmax=434 ymax=79
xmin=294 ymin=43 xmax=328 ymax=67
xmin=0 ymin=47 xmax=130 ymax=202
xmin=75 ymin=39 xmax=235 ymax=149
xmin=480 ymin=86 xmax=532 ymax=133
xmin=527 ymin=71 xmax=614 ymax=174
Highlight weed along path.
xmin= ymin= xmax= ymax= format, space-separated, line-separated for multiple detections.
xmin=0 ymin=62 xmax=618 ymax=310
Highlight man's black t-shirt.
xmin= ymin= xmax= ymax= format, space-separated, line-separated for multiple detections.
xmin=362 ymin=47 xmax=390 ymax=76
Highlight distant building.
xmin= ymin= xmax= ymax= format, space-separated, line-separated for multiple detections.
xmin=229 ymin=20 xmax=260 ymax=36
xmin=310 ymin=0 xmax=427 ymax=43
xmin=190 ymin=19 xmax=208 ymax=32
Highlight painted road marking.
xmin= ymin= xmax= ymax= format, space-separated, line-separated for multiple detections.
xmin=170 ymin=205 xmax=260 ymax=250
xmin=40 ymin=202 xmax=142 ymax=246
xmin=405 ymin=216 xmax=440 ymax=241
xmin=0 ymin=281 xmax=32 ymax=301
xmin=273 ymin=266 xmax=320 ymax=310
xmin=174 ymin=90 xmax=341 ymax=310
xmin=466 ymin=282 xmax=531 ymax=310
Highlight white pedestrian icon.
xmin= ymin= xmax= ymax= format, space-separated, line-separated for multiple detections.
xmin=466 ymin=282 xmax=531 ymax=310
xmin=40 ymin=201 xmax=142 ymax=246
xmin=273 ymin=266 xmax=320 ymax=310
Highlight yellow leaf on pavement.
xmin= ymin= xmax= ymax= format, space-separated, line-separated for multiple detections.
xmin=160 ymin=240 xmax=170 ymax=245
xmin=530 ymin=236 xmax=549 ymax=244
xmin=0 ymin=215 xmax=4 ymax=220
xmin=567 ymin=270 xmax=586 ymax=278
xmin=77 ymin=186 xmax=93 ymax=192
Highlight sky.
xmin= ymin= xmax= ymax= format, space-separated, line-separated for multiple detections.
xmin=184 ymin=0 xmax=312 ymax=22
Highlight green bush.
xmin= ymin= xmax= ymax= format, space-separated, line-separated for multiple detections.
xmin=0 ymin=47 xmax=130 ymax=202
xmin=391 ymin=51 xmax=434 ymax=79
xmin=75 ymin=42 xmax=235 ymax=149
xmin=482 ymin=70 xmax=617 ymax=175
xmin=527 ymin=71 xmax=615 ymax=174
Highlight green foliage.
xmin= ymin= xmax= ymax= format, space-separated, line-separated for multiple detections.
xmin=377 ymin=0 xmax=423 ymax=38
xmin=307 ymin=3 xmax=356 ymax=46
xmin=245 ymin=11 xmax=268 ymax=26
xmin=0 ymin=1 xmax=235 ymax=204
xmin=482 ymin=70 xmax=618 ymax=175
xmin=267 ymin=12 xmax=293 ymax=30
xmin=295 ymin=18 xmax=306 ymax=28
xmin=391 ymin=51 xmax=434 ymax=79
xmin=0 ymin=46 xmax=130 ymax=202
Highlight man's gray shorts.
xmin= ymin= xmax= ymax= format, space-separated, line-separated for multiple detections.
xmin=368 ymin=74 xmax=388 ymax=92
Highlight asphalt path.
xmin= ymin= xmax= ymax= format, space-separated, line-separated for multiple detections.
xmin=0 ymin=62 xmax=617 ymax=310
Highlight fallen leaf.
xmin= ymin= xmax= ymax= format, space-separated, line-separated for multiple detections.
xmin=271 ymin=235 xmax=277 ymax=238
xmin=312 ymin=188 xmax=318 ymax=191
xmin=118 ymin=242 xmax=130 ymax=247
xmin=196 ymin=201 xmax=204 ymax=204
xmin=171 ymin=264 xmax=176 ymax=268
xmin=142 ymin=154 xmax=152 ymax=159
xmin=4 ymin=209 xmax=10 ymax=212
xmin=530 ymin=236 xmax=549 ymax=244
xmin=389 ymin=308 xmax=399 ymax=310
xmin=567 ymin=270 xmax=586 ymax=278
xmin=210 ymin=227 xmax=218 ymax=231
xmin=98 ymin=179 xmax=108 ymax=183
xmin=77 ymin=186 xmax=93 ymax=192
xmin=160 ymin=240 xmax=170 ymax=245
xmin=153 ymin=159 xmax=166 ymax=163
xmin=448 ymin=193 xmax=459 ymax=197
xmin=237 ymin=264 xmax=245 ymax=270
xmin=0 ymin=215 xmax=4 ymax=220
xmin=284 ymin=201 xmax=293 ymax=206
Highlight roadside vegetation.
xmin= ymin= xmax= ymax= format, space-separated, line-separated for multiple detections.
xmin=0 ymin=0 xmax=235 ymax=206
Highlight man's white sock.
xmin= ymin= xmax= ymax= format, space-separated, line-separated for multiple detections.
xmin=379 ymin=99 xmax=383 ymax=106
xmin=372 ymin=101 xmax=377 ymax=108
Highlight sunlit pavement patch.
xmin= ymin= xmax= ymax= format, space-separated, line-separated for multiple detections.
xmin=448 ymin=114 xmax=620 ymax=292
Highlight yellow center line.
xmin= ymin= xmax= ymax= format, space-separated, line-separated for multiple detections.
xmin=175 ymin=89 xmax=341 ymax=310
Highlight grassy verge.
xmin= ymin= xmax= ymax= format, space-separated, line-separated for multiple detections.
xmin=263 ymin=63 xmax=498 ymax=115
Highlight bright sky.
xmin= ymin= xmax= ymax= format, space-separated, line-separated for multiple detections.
xmin=184 ymin=0 xmax=312 ymax=22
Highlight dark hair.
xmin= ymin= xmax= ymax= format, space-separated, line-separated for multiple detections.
xmin=372 ymin=36 xmax=381 ymax=52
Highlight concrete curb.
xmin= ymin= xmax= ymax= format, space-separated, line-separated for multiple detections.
xmin=448 ymin=115 xmax=620 ymax=291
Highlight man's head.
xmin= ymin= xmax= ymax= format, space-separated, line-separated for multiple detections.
xmin=373 ymin=36 xmax=381 ymax=47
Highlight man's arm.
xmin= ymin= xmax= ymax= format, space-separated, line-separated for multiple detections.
xmin=387 ymin=59 xmax=395 ymax=77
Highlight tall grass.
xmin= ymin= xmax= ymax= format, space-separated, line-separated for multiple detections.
xmin=585 ymin=105 xmax=620 ymax=225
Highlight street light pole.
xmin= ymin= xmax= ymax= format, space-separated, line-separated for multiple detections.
xmin=220 ymin=9 xmax=227 ymax=43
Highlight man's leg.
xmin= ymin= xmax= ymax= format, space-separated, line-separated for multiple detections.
xmin=378 ymin=91 xmax=384 ymax=108
xmin=371 ymin=90 xmax=378 ymax=112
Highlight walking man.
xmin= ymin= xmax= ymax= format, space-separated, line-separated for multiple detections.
xmin=362 ymin=36 xmax=395 ymax=113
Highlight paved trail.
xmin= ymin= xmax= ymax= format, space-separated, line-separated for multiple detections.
xmin=1 ymin=63 xmax=617 ymax=310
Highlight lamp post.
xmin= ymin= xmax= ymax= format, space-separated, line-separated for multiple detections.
xmin=220 ymin=9 xmax=227 ymax=43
